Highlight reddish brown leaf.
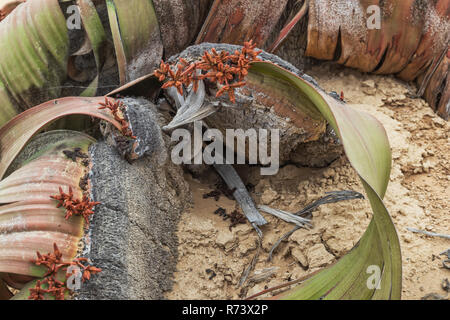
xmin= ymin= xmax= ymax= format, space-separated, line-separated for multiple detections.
xmin=196 ymin=0 xmax=289 ymax=47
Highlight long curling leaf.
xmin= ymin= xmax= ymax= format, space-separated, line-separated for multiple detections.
xmin=248 ymin=61 xmax=401 ymax=300
xmin=105 ymin=0 xmax=162 ymax=85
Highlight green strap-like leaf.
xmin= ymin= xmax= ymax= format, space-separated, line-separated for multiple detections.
xmin=248 ymin=62 xmax=401 ymax=300
xmin=0 ymin=131 xmax=94 ymax=284
xmin=77 ymin=0 xmax=107 ymax=97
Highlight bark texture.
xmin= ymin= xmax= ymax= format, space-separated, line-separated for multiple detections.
xmin=76 ymin=99 xmax=191 ymax=299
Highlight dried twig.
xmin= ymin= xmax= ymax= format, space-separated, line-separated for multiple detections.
xmin=296 ymin=190 xmax=364 ymax=217
xmin=239 ymin=239 xmax=262 ymax=287
xmin=155 ymin=41 xmax=261 ymax=102
xmin=162 ymin=75 xmax=216 ymax=130
xmin=421 ymin=293 xmax=448 ymax=300
xmin=258 ymin=205 xmax=312 ymax=228
xmin=416 ymin=42 xmax=449 ymax=97
xmin=407 ymin=227 xmax=450 ymax=240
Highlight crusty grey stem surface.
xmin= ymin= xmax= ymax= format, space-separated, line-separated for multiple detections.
xmin=77 ymin=101 xmax=191 ymax=300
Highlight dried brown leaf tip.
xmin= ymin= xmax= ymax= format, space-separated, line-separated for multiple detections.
xmin=30 ymin=243 xmax=101 ymax=300
xmin=50 ymin=186 xmax=100 ymax=229
xmin=155 ymin=40 xmax=262 ymax=103
xmin=99 ymin=97 xmax=136 ymax=139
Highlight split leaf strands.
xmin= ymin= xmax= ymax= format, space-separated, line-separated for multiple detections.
xmin=0 ymin=117 xmax=111 ymax=299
